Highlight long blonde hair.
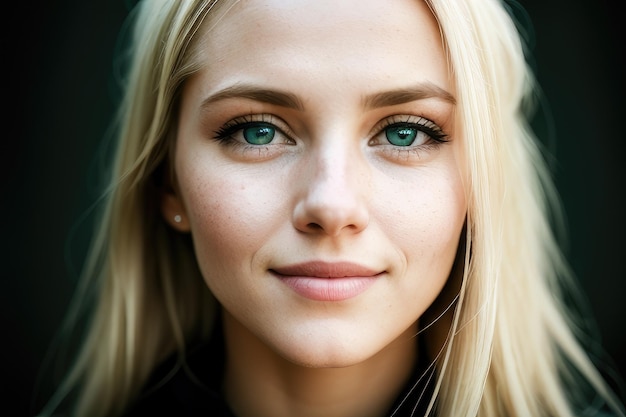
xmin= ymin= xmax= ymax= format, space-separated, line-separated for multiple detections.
xmin=38 ymin=1 xmax=625 ymax=416
xmin=428 ymin=1 xmax=623 ymax=415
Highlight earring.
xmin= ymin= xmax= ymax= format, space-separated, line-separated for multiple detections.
xmin=174 ymin=214 xmax=182 ymax=223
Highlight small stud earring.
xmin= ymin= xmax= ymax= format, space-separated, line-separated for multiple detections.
xmin=174 ymin=214 xmax=182 ymax=223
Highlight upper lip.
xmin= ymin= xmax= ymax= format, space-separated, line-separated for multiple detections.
xmin=271 ymin=261 xmax=382 ymax=278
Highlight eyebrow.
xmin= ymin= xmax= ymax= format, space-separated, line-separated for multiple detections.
xmin=363 ymin=82 xmax=456 ymax=109
xmin=200 ymin=81 xmax=455 ymax=111
xmin=201 ymin=84 xmax=305 ymax=111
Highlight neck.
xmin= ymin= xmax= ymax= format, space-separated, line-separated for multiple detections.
xmin=221 ymin=311 xmax=418 ymax=417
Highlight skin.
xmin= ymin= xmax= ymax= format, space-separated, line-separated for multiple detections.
xmin=162 ymin=0 xmax=467 ymax=416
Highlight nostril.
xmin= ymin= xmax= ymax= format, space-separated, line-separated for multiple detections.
xmin=307 ymin=223 xmax=323 ymax=231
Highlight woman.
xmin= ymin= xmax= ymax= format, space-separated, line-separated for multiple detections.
xmin=37 ymin=0 xmax=625 ymax=416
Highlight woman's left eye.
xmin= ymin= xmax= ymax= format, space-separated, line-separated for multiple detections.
xmin=371 ymin=116 xmax=449 ymax=149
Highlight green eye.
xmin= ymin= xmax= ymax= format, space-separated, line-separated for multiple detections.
xmin=243 ymin=124 xmax=276 ymax=145
xmin=385 ymin=125 xmax=417 ymax=146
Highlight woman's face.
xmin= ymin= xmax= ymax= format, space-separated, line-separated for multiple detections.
xmin=167 ymin=0 xmax=466 ymax=367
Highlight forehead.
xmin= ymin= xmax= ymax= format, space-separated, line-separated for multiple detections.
xmin=202 ymin=0 xmax=439 ymax=40
xmin=191 ymin=0 xmax=450 ymax=94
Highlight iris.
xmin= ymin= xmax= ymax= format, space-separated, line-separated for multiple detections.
xmin=385 ymin=125 xmax=417 ymax=146
xmin=243 ymin=124 xmax=275 ymax=145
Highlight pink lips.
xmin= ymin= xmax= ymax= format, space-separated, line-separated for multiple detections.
xmin=271 ymin=261 xmax=382 ymax=301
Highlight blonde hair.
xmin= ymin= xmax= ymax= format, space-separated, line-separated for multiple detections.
xmin=427 ymin=1 xmax=623 ymax=416
xmin=37 ymin=1 xmax=625 ymax=416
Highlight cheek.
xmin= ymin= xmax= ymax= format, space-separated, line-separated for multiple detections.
xmin=179 ymin=162 xmax=311 ymax=312
xmin=379 ymin=169 xmax=465 ymax=249
xmin=375 ymin=165 xmax=466 ymax=297
xmin=177 ymin=164 xmax=281 ymax=278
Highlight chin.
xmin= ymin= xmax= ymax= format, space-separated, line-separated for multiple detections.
xmin=285 ymin=350 xmax=371 ymax=369
xmin=271 ymin=332 xmax=387 ymax=369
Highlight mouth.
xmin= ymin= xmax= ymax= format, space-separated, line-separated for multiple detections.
xmin=270 ymin=261 xmax=384 ymax=302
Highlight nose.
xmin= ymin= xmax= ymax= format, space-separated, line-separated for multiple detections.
xmin=292 ymin=145 xmax=370 ymax=236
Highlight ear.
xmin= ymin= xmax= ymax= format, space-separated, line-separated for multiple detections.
xmin=161 ymin=190 xmax=191 ymax=232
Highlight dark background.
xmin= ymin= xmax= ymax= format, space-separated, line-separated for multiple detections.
xmin=2 ymin=1 xmax=624 ymax=416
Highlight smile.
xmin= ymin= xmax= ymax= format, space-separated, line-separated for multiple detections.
xmin=270 ymin=261 xmax=383 ymax=302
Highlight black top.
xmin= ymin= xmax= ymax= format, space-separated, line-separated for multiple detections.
xmin=121 ymin=324 xmax=435 ymax=417
xmin=119 ymin=326 xmax=621 ymax=417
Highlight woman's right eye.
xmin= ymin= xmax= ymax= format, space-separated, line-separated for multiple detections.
xmin=212 ymin=114 xmax=298 ymax=149
xmin=214 ymin=121 xmax=277 ymax=144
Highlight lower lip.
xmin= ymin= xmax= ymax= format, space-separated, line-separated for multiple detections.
xmin=275 ymin=275 xmax=379 ymax=301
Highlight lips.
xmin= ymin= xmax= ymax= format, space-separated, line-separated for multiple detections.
xmin=272 ymin=261 xmax=380 ymax=278
xmin=271 ymin=261 xmax=383 ymax=301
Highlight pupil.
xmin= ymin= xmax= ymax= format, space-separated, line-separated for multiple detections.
xmin=398 ymin=129 xmax=412 ymax=139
